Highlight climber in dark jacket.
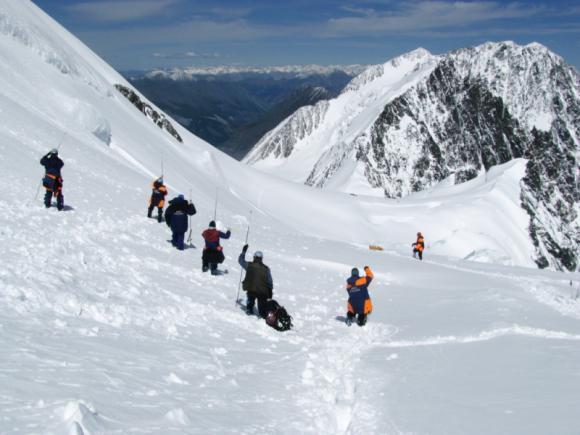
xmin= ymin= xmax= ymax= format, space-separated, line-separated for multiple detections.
xmin=164 ymin=194 xmax=196 ymax=250
xmin=201 ymin=221 xmax=231 ymax=275
xmin=238 ymin=244 xmax=273 ymax=317
xmin=40 ymin=148 xmax=64 ymax=210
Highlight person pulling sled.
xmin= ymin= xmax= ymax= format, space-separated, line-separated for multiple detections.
xmin=345 ymin=266 xmax=374 ymax=327
xmin=40 ymin=148 xmax=64 ymax=210
xmin=201 ymin=221 xmax=231 ymax=275
xmin=148 ymin=177 xmax=167 ymax=222
xmin=164 ymin=194 xmax=196 ymax=250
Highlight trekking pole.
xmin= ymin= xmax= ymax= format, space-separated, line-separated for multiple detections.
xmin=213 ymin=187 xmax=219 ymax=221
xmin=187 ymin=188 xmax=193 ymax=244
xmin=236 ymin=210 xmax=253 ymax=304
xmin=57 ymin=132 xmax=67 ymax=152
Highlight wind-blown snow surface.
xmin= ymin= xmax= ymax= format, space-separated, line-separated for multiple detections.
xmin=1 ymin=2 xmax=580 ymax=434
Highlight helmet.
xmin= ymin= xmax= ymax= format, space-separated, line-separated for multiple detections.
xmin=158 ymin=177 xmax=163 ymax=183
xmin=351 ymin=267 xmax=359 ymax=277
xmin=209 ymin=220 xmax=216 ymax=228
xmin=177 ymin=194 xmax=184 ymax=200
xmin=417 ymin=232 xmax=422 ymax=236
xmin=50 ymin=148 xmax=58 ymax=154
xmin=253 ymin=251 xmax=263 ymax=259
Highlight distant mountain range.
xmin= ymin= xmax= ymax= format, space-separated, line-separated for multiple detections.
xmin=125 ymin=65 xmax=365 ymax=158
xmin=143 ymin=65 xmax=367 ymax=80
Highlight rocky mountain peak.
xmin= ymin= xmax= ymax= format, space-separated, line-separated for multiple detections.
xmin=245 ymin=42 xmax=579 ymax=271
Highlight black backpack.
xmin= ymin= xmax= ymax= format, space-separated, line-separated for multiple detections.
xmin=264 ymin=300 xmax=293 ymax=331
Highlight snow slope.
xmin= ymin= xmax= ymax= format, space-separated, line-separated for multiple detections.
xmin=1 ymin=1 xmax=580 ymax=434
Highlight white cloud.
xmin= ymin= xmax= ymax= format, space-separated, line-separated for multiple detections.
xmin=73 ymin=0 xmax=574 ymax=60
xmin=77 ymin=18 xmax=284 ymax=48
xmin=207 ymin=7 xmax=253 ymax=18
xmin=340 ymin=6 xmax=376 ymax=16
xmin=324 ymin=1 xmax=546 ymax=37
xmin=66 ymin=0 xmax=178 ymax=23
xmin=152 ymin=51 xmax=221 ymax=59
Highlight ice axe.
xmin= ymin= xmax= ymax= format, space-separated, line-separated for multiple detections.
xmin=236 ymin=210 xmax=253 ymax=304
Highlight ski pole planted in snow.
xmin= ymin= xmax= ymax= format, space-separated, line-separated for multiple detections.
xmin=213 ymin=187 xmax=219 ymax=221
xmin=236 ymin=210 xmax=253 ymax=304
xmin=187 ymin=188 xmax=193 ymax=244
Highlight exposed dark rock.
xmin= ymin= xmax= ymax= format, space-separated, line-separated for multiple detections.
xmin=521 ymin=127 xmax=579 ymax=271
xmin=114 ymin=84 xmax=182 ymax=143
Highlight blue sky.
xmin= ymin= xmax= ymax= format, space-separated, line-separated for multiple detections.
xmin=32 ymin=0 xmax=580 ymax=70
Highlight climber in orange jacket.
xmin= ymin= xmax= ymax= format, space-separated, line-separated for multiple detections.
xmin=147 ymin=177 xmax=167 ymax=223
xmin=345 ymin=266 xmax=374 ymax=327
xmin=412 ymin=232 xmax=425 ymax=260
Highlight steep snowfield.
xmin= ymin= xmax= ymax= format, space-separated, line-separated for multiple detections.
xmin=1 ymin=2 xmax=580 ymax=434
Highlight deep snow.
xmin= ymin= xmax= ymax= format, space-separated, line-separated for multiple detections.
xmin=1 ymin=1 xmax=580 ymax=434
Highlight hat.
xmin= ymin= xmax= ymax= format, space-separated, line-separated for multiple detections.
xmin=50 ymin=148 xmax=58 ymax=154
xmin=209 ymin=220 xmax=216 ymax=228
xmin=158 ymin=176 xmax=163 ymax=183
xmin=177 ymin=194 xmax=184 ymax=200
xmin=351 ymin=267 xmax=359 ymax=277
xmin=253 ymin=251 xmax=263 ymax=259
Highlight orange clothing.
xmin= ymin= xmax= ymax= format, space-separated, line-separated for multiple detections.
xmin=414 ymin=235 xmax=425 ymax=252
xmin=149 ymin=181 xmax=168 ymax=208
xmin=346 ymin=266 xmax=374 ymax=315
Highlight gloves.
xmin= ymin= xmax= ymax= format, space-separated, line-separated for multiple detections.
xmin=242 ymin=244 xmax=248 ymax=253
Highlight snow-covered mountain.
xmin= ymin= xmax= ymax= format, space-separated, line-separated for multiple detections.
xmin=145 ymin=64 xmax=368 ymax=81
xmin=245 ymin=42 xmax=580 ymax=271
xmin=1 ymin=2 xmax=580 ymax=434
